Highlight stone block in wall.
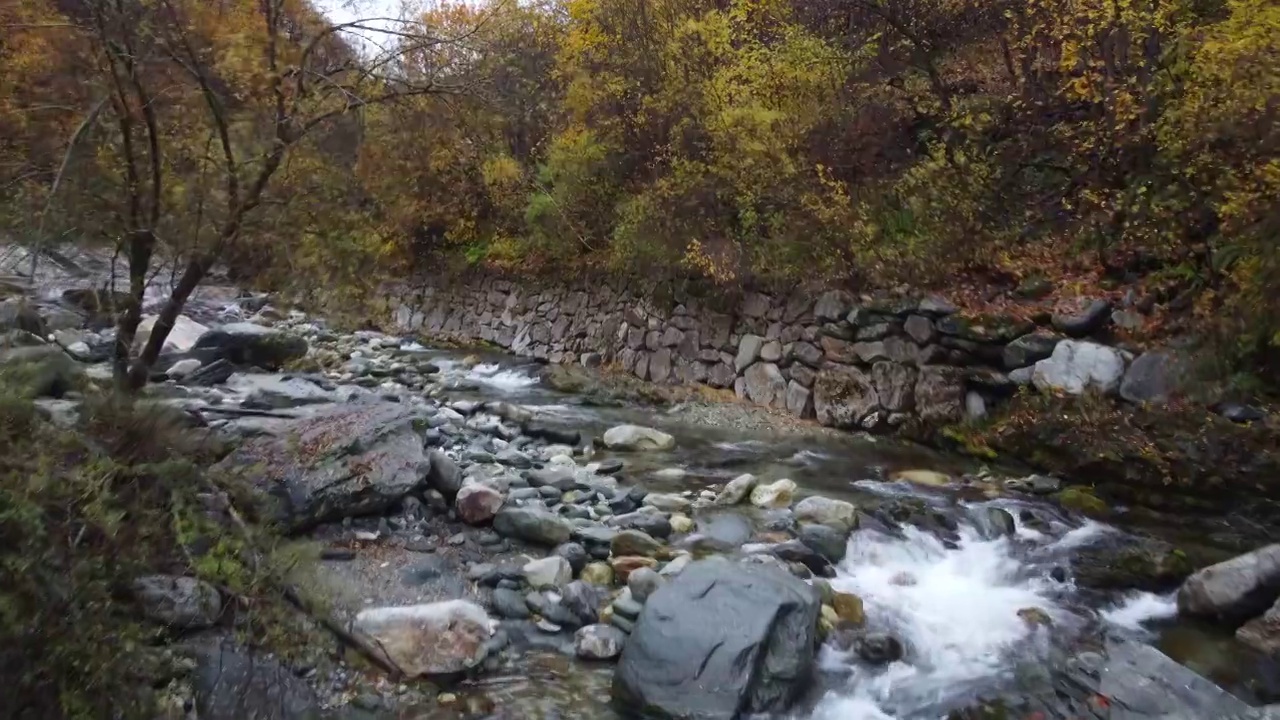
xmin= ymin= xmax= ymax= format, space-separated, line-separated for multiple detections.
xmin=650 ymin=348 xmax=673 ymax=384
xmin=671 ymin=315 xmax=698 ymax=331
xmin=766 ymin=322 xmax=783 ymax=340
xmin=919 ymin=296 xmax=957 ymax=317
xmin=743 ymin=362 xmax=787 ymax=409
xmin=742 ymin=291 xmax=771 ymax=317
xmin=1003 ymin=332 xmax=1061 ymax=370
xmin=783 ymin=293 xmax=813 ymax=323
xmin=696 ymin=348 xmax=722 ymax=363
xmin=789 ymin=364 xmax=816 ymax=388
xmin=855 ymin=323 xmax=896 ymax=342
xmin=813 ymin=365 xmax=879 ymax=429
xmin=627 ymin=326 xmax=645 ymax=350
xmin=677 ymin=330 xmax=700 ymax=360
xmin=915 ymin=366 xmax=964 ymax=423
xmin=781 ymin=324 xmax=803 ymax=343
xmin=661 ymin=327 xmax=684 ymax=347
xmin=936 ymin=315 xmax=1034 ymax=344
xmin=619 ymin=348 xmax=638 ymax=373
xmin=624 ymin=307 xmax=646 ymax=327
xmin=786 ymin=381 xmax=814 ymax=418
xmin=801 ymin=326 xmax=820 ymax=343
xmin=904 ymin=315 xmax=936 ymax=345
xmin=819 ymin=336 xmax=858 ymax=364
xmin=814 ymin=290 xmax=854 ymax=322
xmin=847 ymin=308 xmax=896 ymax=328
xmin=735 ymin=334 xmax=764 ymax=372
xmin=701 ymin=313 xmax=733 ymax=350
xmin=634 ymin=352 xmax=650 ymax=381
xmin=645 ymin=330 xmax=662 ymax=352
xmin=819 ymin=322 xmax=855 ymax=341
xmin=760 ymin=340 xmax=783 ymax=363
xmin=872 ymin=362 xmax=918 ymax=412
xmin=708 ymin=362 xmax=735 ymax=388
xmin=551 ymin=316 xmax=571 ymax=341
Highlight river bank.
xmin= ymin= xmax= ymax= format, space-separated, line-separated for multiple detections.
xmin=4 ymin=246 xmax=1280 ymax=719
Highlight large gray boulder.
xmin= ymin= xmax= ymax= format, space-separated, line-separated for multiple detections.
xmin=493 ymin=506 xmax=574 ymax=546
xmin=192 ymin=322 xmax=307 ymax=369
xmin=602 ymin=424 xmax=675 ymax=451
xmin=1120 ymin=350 xmax=1189 ymax=404
xmin=352 ymin=600 xmax=493 ymax=677
xmin=1178 ymin=544 xmax=1280 ymax=622
xmin=1032 ymin=340 xmax=1125 ymax=395
xmin=215 ymin=402 xmax=429 ymax=532
xmin=192 ymin=641 xmax=323 ymax=720
xmin=132 ymin=575 xmax=222 ymax=630
xmin=612 ymin=559 xmax=820 ymax=719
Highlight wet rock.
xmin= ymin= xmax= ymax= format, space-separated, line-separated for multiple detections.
xmin=1032 ymin=340 xmax=1125 ymax=395
xmin=554 ymin=542 xmax=589 ymax=573
xmin=526 ymin=467 xmax=578 ymax=492
xmin=455 ymin=483 xmax=504 ymax=525
xmin=892 ymin=469 xmax=951 ymax=487
xmin=491 ymin=588 xmax=532 ymax=619
xmin=425 ymin=450 xmax=463 ymax=499
xmin=628 ymin=567 xmax=663 ymax=602
xmin=191 ymin=322 xmax=307 ymax=369
xmin=135 ymin=314 xmax=209 ymax=353
xmin=1237 ymin=596 xmax=1280 ymax=656
xmin=576 ymin=623 xmax=627 ymax=660
xmin=524 ymin=556 xmax=573 ymax=589
xmin=1120 ymin=350 xmax=1189 ymax=404
xmin=192 ymin=641 xmax=321 ymax=720
xmin=613 ymin=529 xmax=662 ymax=558
xmin=493 ymin=507 xmax=574 ymax=546
xmin=751 ymin=479 xmax=797 ymax=509
xmin=215 ymin=403 xmax=430 ymax=532
xmin=798 ymin=524 xmax=848 ymax=564
xmin=1042 ymin=638 xmax=1253 ymax=718
xmin=669 ymin=513 xmax=695 ymax=534
xmin=166 ymin=358 xmax=203 ymax=379
xmin=1052 ymin=298 xmax=1111 ymax=337
xmin=715 ymin=473 xmax=757 ymax=505
xmin=642 ymin=492 xmax=691 ymax=513
xmin=969 ymin=507 xmax=1016 ymax=538
xmin=793 ymin=496 xmax=856 ymax=532
xmin=611 ymin=556 xmax=658 ymax=583
xmin=603 ymin=424 xmax=675 ymax=451
xmin=611 ymin=511 xmax=673 ymax=539
xmin=353 ymin=600 xmax=492 ymax=677
xmin=770 ymin=540 xmax=833 ymax=577
xmin=1178 ymin=544 xmax=1280 ymax=622
xmin=132 ymin=575 xmax=222 ymax=630
xmin=1074 ymin=538 xmax=1193 ymax=592
xmin=522 ymin=421 xmax=581 ymax=446
xmin=833 ymin=592 xmax=865 ymax=626
xmin=1018 ymin=607 xmax=1053 ymax=627
xmin=613 ymin=559 xmax=820 ymax=719
xmin=856 ymin=634 xmax=904 ymax=665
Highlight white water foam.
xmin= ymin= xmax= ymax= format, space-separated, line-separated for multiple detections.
xmin=463 ymin=362 xmax=540 ymax=390
xmin=813 ymin=525 xmax=1064 ymax=719
xmin=1102 ymin=591 xmax=1178 ymax=632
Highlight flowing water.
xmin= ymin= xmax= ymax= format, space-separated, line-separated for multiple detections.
xmin=400 ymin=350 xmax=1273 ymax=719
xmin=4 ymin=245 xmax=1267 ymax=719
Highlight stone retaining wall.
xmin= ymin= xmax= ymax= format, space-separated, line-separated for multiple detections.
xmin=390 ymin=277 xmax=1160 ymax=432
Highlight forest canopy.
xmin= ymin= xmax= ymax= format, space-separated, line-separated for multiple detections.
xmin=1 ymin=0 xmax=1277 ymax=368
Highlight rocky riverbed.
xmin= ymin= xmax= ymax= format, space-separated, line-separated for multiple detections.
xmin=4 ymin=250 xmax=1280 ymax=719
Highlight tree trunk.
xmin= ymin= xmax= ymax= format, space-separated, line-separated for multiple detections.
xmin=113 ymin=229 xmax=155 ymax=387
xmin=125 ymin=252 xmax=213 ymax=390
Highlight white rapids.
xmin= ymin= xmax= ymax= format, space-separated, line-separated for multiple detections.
xmin=811 ymin=524 xmax=1069 ymax=719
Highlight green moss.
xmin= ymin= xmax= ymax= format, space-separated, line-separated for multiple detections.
xmin=1055 ymin=487 xmax=1109 ymax=515
xmin=941 ymin=424 xmax=999 ymax=460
